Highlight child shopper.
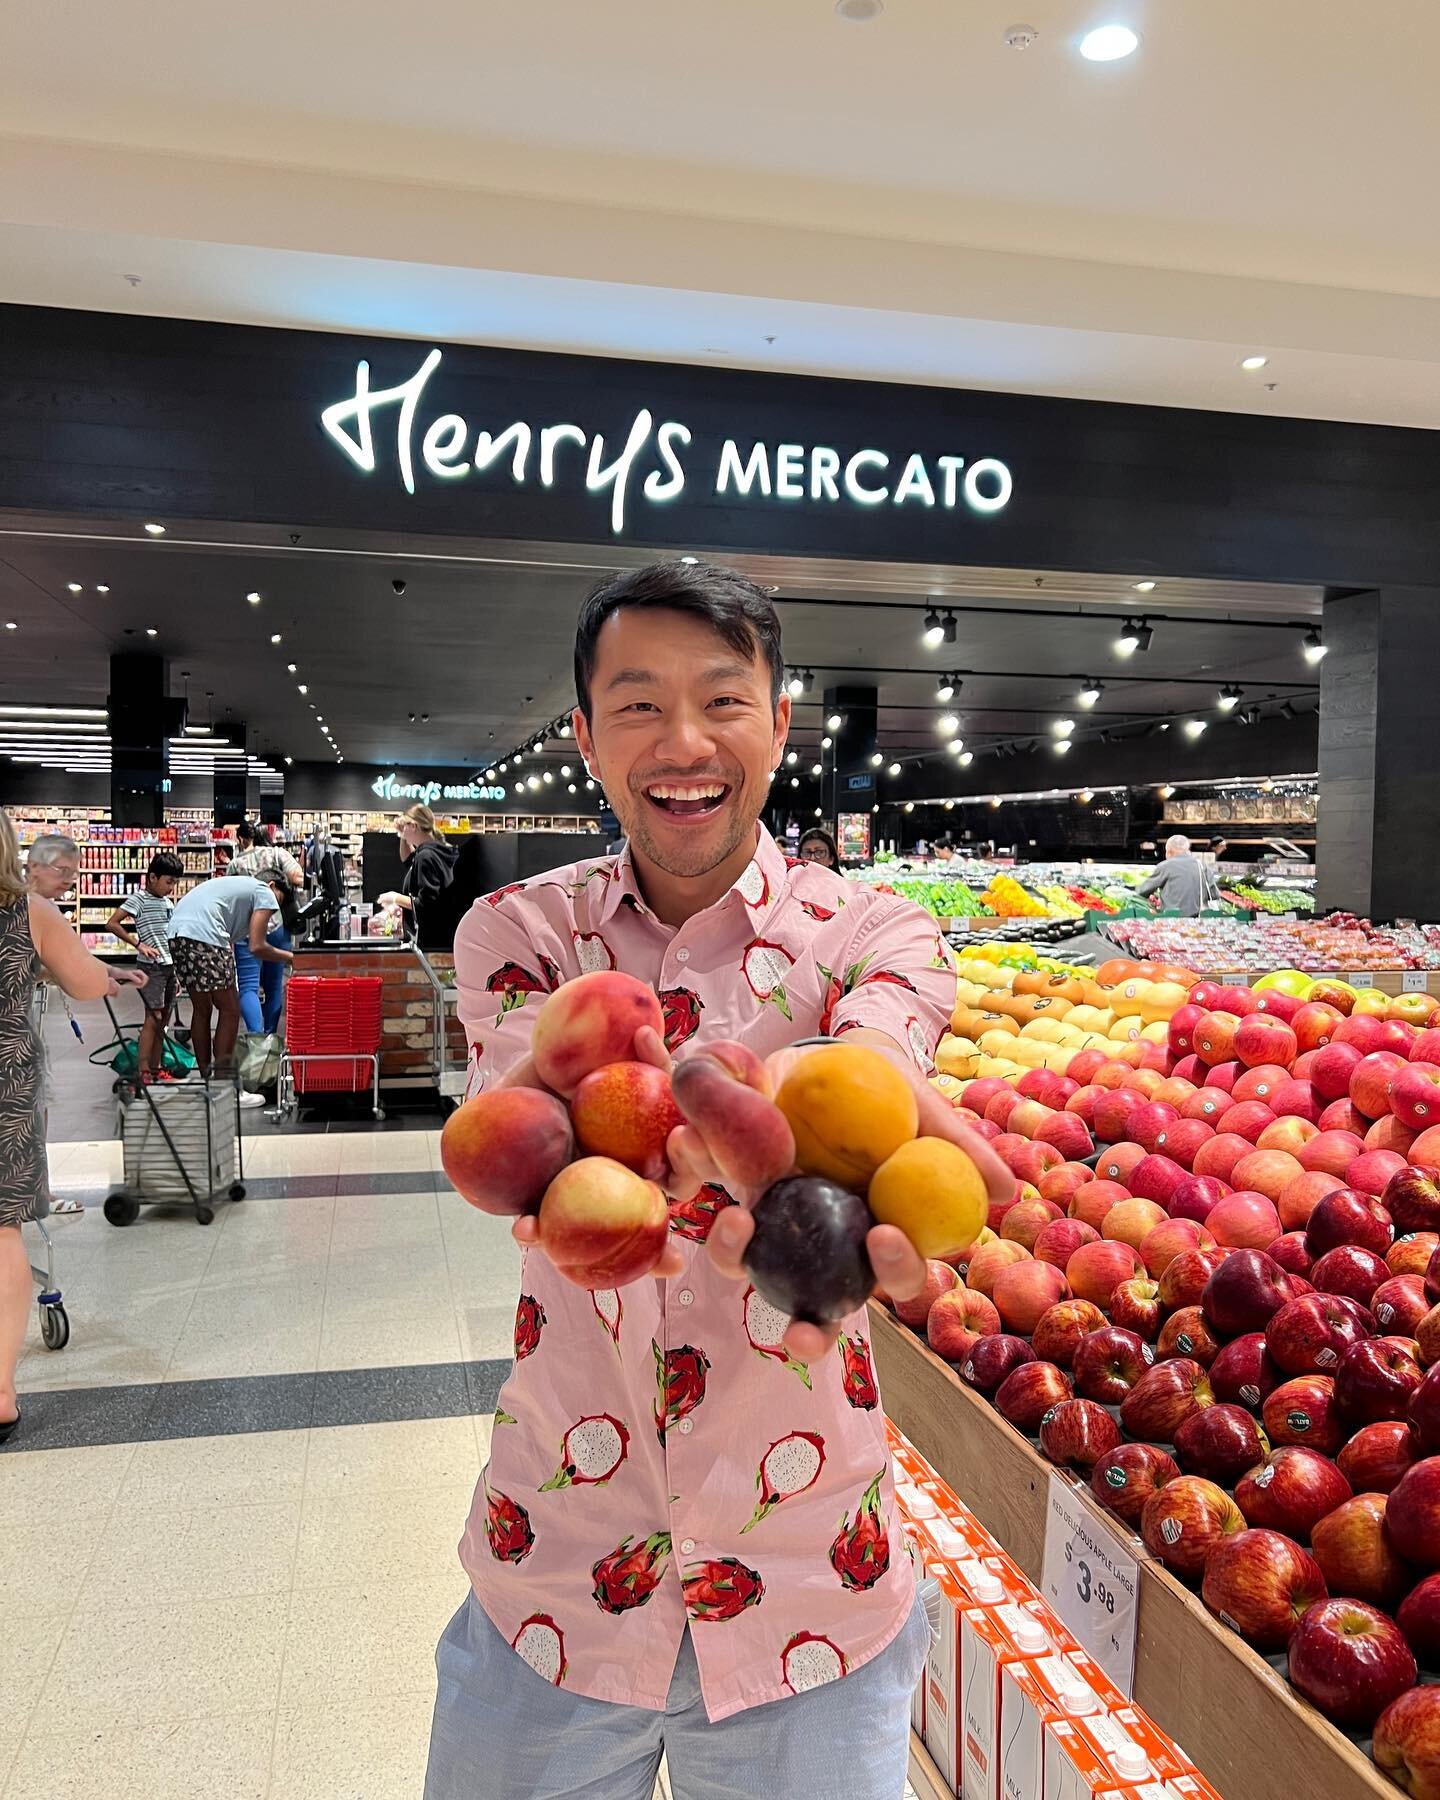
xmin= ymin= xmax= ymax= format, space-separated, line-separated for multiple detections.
xmin=105 ymin=852 xmax=184 ymax=1082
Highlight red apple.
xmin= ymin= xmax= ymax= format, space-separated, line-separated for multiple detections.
xmin=1372 ymin=1274 xmax=1432 ymax=1337
xmin=1255 ymin=989 xmax=1304 ymax=1024
xmin=1040 ymin=1162 xmax=1097 ymax=1207
xmin=1031 ymin=1297 xmax=1108 ymax=1368
xmin=1265 ymin=1375 xmax=1344 ymax=1455
xmin=1195 ymin=1013 xmax=1239 ymax=1066
xmin=1306 ymin=1187 xmax=1396 ymax=1259
xmin=1397 ymin=1572 xmax=1440 ymax=1664
xmin=1293 ymin=1003 xmax=1344 ymax=1052
xmin=1385 ymin=1455 xmax=1440 ymax=1567
xmin=1312 ymin=1492 xmax=1413 ymax=1610
xmin=1350 ymin=1150 xmax=1411 ymax=1199
xmin=1390 ymin=1233 xmax=1440 ymax=1278
xmin=1230 ymin=1155 xmax=1304 ymax=1211
xmin=1319 ymin=1098 xmax=1373 ymax=1137
xmin=1168 ymin=1003 xmax=1207 ymax=1057
xmin=926 ymin=1285 xmax=1003 ymax=1362
xmin=1189 ymin=980 xmax=1226 ymax=1011
xmin=1267 ymin=1292 xmax=1375 ymax=1378
xmin=1069 ymin=1178 xmax=1129 ymax=1233
xmin=1092 ymin=1089 xmax=1142 ymax=1144
xmin=1257 ymin=1116 xmax=1319 ymax=1158
xmin=1102 ymin=1196 xmax=1169 ymax=1249
xmin=1156 ymin=1305 xmax=1222 ymax=1367
xmin=958 ymin=1333 xmax=1036 ymax=1395
xmin=893 ymin=1258 xmax=960 ymax=1329
xmin=1120 ymin=1357 xmax=1214 ymax=1443
xmin=1126 ymin=1156 xmax=1188 ymax=1210
xmin=1236 ymin=1446 xmax=1352 ymax=1537
xmin=1210 ymin=985 xmax=1256 ymax=1018
xmin=1181 ymin=1089 xmax=1230 ymax=1126
xmin=1270 ymin=1078 xmax=1324 ymax=1124
xmin=1336 ymin=1336 xmax=1425 ymax=1427
xmin=1073 ymin=1326 xmax=1155 ymax=1403
xmin=1339 ymin=1420 xmax=1422 ymax=1493
xmin=1126 ymin=1101 xmax=1179 ymax=1155
xmin=1312 ymin=1042 xmax=1365 ymax=1102
xmin=1234 ymin=1062 xmax=1293 ymax=1107
xmin=1201 ymin=1527 xmax=1328 ymax=1651
xmin=1064 ymin=1085 xmax=1105 ymax=1130
xmin=1413 ymin=1363 xmax=1440 ymax=1455
xmin=1418 ymin=1128 xmax=1440 ymax=1178
xmin=1379 ymin=1019 xmax=1422 ymax=1057
xmin=1109 ymin=1276 xmax=1164 ymax=1342
xmin=1094 ymin=1142 xmax=1148 ymax=1188
xmin=1007 ymin=1142 xmax=1067 ymax=1186
xmin=995 ymin=1359 xmax=1074 ymax=1433
xmin=1168 ymin=1174 xmax=1230 ymax=1225
xmin=1006 ymin=1099 xmax=1053 ymax=1143
xmin=1066 ymin=1239 xmax=1145 ymax=1310
xmin=1038 ymin=1397 xmax=1121 ymax=1474
xmin=985 ymin=1089 xmax=1024 ymax=1130
xmin=1173 ymin=1053 xmax=1208 ymax=1086
xmin=1211 ymin=1333 xmax=1283 ymax=1411
xmin=1288 ymin=1599 xmax=1417 ymax=1729
xmin=1091 ymin=1443 xmax=1181 ymax=1529
xmin=971 ymin=1244 xmax=1035 ymax=1303
xmin=1218 ymin=1100 xmax=1278 ymax=1145
xmin=1202 ymin=1248 xmax=1297 ymax=1337
xmin=1336 ymin=1013 xmax=1389 ymax=1054
xmin=1209 ymin=1191 xmax=1284 ymax=1250
xmin=1420 ymin=1305 xmax=1440 ymax=1368
xmin=1391 ymin=1065 xmax=1440 ymax=1134
xmin=1150 ymin=1118 xmax=1215 ymax=1171
xmin=1235 ymin=1015 xmax=1299 ymax=1070
xmin=1036 ymin=1112 xmax=1095 ymax=1162
xmin=993 ymin=1259 xmax=1071 ymax=1334
xmin=1385 ymin=1167 xmax=1440 ymax=1235
xmin=1373 ymin=1685 xmax=1440 ymax=1800
xmin=1279 ymin=1170 xmax=1346 ymax=1233
xmin=1160 ymin=1245 xmax=1230 ymax=1311
xmin=1205 ymin=1061 xmax=1242 ymax=1094
xmin=1141 ymin=1475 xmax=1246 ymax=1579
xmin=1268 ymin=1232 xmax=1316 ymax=1277
xmin=1311 ymin=1244 xmax=1391 ymax=1309
xmin=1174 ymin=1402 xmax=1270 ymax=1486
xmin=1352 ymin=1051 xmax=1410 ymax=1121
xmin=1033 ymin=1217 xmax=1099 ymax=1270
xmin=1141 ymin=1216 xmax=1215 ymax=1277
xmin=1192 ymin=1133 xmax=1255 ymax=1184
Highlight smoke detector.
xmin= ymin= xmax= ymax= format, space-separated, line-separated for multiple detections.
xmin=835 ymin=0 xmax=883 ymax=20
xmin=1004 ymin=23 xmax=1039 ymax=49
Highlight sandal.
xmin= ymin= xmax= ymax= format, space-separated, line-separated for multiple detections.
xmin=48 ymin=1195 xmax=84 ymax=1216
xmin=0 ymin=1413 xmax=19 ymax=1446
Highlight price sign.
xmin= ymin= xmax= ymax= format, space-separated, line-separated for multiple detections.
xmin=1352 ymin=972 xmax=1374 ymax=988
xmin=1041 ymin=1472 xmax=1140 ymax=1697
xmin=1403 ymin=971 xmax=1429 ymax=992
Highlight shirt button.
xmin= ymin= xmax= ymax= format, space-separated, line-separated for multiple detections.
xmin=680 ymin=1538 xmax=696 ymax=1554
xmin=675 ymin=947 xmax=691 ymax=963
xmin=677 ymin=1289 xmax=694 ymax=1307
xmin=678 ymin=1417 xmax=694 ymax=1436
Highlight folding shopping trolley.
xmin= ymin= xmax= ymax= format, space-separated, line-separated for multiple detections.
xmin=26 ymin=1206 xmax=69 ymax=1349
xmin=274 ymin=976 xmax=384 ymax=1122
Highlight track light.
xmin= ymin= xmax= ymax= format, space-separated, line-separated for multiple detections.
xmin=785 ymin=750 xmax=798 ymax=766
xmin=1053 ymin=739 xmax=1071 ymax=756
xmin=1218 ymin=685 xmax=1241 ymax=710
xmin=1078 ymin=679 xmax=1102 ymax=707
xmin=1236 ymin=706 xmax=1259 ymax=728
xmin=1302 ymin=628 xmax=1327 ymax=664
xmin=959 ymin=751 xmax=973 ymax=766
xmin=1184 ymin=719 xmax=1208 ymax=739
xmin=937 ymin=713 xmax=959 ymax=737
xmin=870 ymin=751 xmax=883 ymax=767
xmin=946 ymin=737 xmax=965 ymax=755
xmin=787 ymin=670 xmax=804 ymax=698
xmin=811 ymin=762 xmax=822 ymax=776
xmin=936 ymin=674 xmax=962 ymax=703
xmin=826 ymin=712 xmax=843 ymax=731
xmin=1053 ymin=718 xmax=1074 ymax=737
xmin=922 ymin=608 xmax=944 ymax=648
xmin=803 ymin=669 xmax=815 ymax=692
xmin=1134 ymin=619 xmax=1153 ymax=652
xmin=887 ymin=761 xmax=901 ymax=776
xmin=1115 ymin=619 xmax=1141 ymax=657
xmin=821 ymin=735 xmax=832 ymax=749
xmin=941 ymin=613 xmax=958 ymax=645
xmin=1280 ymin=699 xmax=1299 ymax=720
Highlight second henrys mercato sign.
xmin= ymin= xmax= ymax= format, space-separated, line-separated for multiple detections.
xmin=319 ymin=347 xmax=1014 ymax=535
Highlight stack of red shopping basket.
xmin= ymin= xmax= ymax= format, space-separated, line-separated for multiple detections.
xmin=284 ymin=977 xmax=384 ymax=1093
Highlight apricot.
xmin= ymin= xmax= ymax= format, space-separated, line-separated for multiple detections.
xmin=571 ymin=1060 xmax=684 ymax=1183
xmin=530 ymin=971 xmax=665 ymax=1096
xmin=670 ymin=1041 xmax=796 ymax=1191
xmin=868 ymin=1136 xmax=988 ymax=1261
xmin=440 ymin=1086 xmax=574 ymax=1216
xmin=775 ymin=1044 xmax=919 ymax=1188
xmin=537 ymin=1156 xmax=670 ymax=1288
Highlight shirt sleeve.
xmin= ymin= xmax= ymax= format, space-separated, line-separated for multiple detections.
xmin=119 ymin=892 xmax=143 ymax=919
xmin=826 ymin=894 xmax=957 ymax=1070
xmin=1135 ymin=866 xmax=1168 ymax=899
xmin=454 ymin=897 xmax=555 ymax=1096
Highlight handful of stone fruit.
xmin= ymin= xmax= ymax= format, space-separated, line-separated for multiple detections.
xmin=440 ymin=970 xmax=989 ymax=1319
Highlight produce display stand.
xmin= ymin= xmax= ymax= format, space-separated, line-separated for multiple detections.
xmin=870 ymin=1303 xmax=1392 ymax=1800
xmin=907 ymin=1731 xmax=949 ymax=1800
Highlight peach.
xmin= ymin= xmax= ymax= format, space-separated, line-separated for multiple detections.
xmin=1067 ymin=1238 xmax=1146 ymax=1309
xmin=1141 ymin=1217 xmax=1217 ymax=1277
xmin=440 ymin=1086 xmax=575 ymax=1216
xmin=1040 ymin=1162 xmax=1095 ymax=1206
xmin=1231 ymin=1148 xmax=1304 ymax=1205
xmin=927 ymin=1285 xmax=1001 ymax=1362
xmin=776 ymin=1044 xmax=918 ymax=1187
xmin=1034 ymin=1217 xmax=1100 ymax=1268
xmin=966 ymin=1238 xmax=1032 ymax=1297
xmin=893 ymin=1257 xmax=959 ymax=1329
xmin=869 ymin=1135 xmax=988 ymax=1261
xmin=1071 ymin=1178 xmax=1130 ymax=1232
xmin=1279 ymin=1169 xmax=1346 ymax=1232
xmin=530 ymin=970 xmax=665 ymax=1095
xmin=1104 ymin=1197 xmax=1168 ymax=1250
xmin=671 ymin=1044 xmax=796 ymax=1191
xmin=1208 ymin=1190 xmax=1283 ymax=1249
xmin=571 ymin=1060 xmax=684 ymax=1182
xmin=1033 ymin=1297 xmax=1108 ymax=1367
xmin=993 ymin=1259 xmax=1071 ymax=1334
xmin=537 ymin=1155 xmax=670 ymax=1287
xmin=1002 ymin=1195 xmax=1064 ymax=1250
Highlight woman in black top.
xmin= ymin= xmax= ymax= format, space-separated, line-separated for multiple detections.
xmin=380 ymin=805 xmax=457 ymax=941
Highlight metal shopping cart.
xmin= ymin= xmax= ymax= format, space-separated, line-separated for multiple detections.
xmin=26 ymin=1206 xmax=70 ymax=1350
xmin=100 ymin=1000 xmax=247 ymax=1228
xmin=274 ymin=976 xmax=384 ymax=1122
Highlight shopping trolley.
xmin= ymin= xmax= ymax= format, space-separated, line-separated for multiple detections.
xmin=100 ymin=999 xmax=247 ymax=1228
xmin=26 ymin=1205 xmax=70 ymax=1350
xmin=274 ymin=976 xmax=384 ymax=1122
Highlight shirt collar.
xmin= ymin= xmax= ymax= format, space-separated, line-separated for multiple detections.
xmin=594 ymin=825 xmax=790 ymax=930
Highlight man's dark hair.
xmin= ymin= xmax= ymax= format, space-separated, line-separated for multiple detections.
xmin=148 ymin=852 xmax=185 ymax=879
xmin=235 ymin=820 xmax=255 ymax=846
xmin=574 ymin=560 xmax=784 ymax=721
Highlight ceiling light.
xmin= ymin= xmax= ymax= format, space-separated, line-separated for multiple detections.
xmin=284 ymin=756 xmax=292 ymax=766
xmin=1159 ymin=784 xmax=1175 ymax=798
xmin=1237 ymin=705 xmax=1260 ymax=727
xmin=533 ymin=738 xmax=544 ymax=752
xmin=66 ymin=582 xmax=82 ymax=593
xmin=942 ymin=613 xmax=958 ymax=646
xmin=514 ymin=748 xmax=523 ymax=761
xmin=143 ymin=522 xmax=166 ymax=536
xmin=680 ymin=554 xmax=699 ymax=565
xmin=1240 ymin=355 xmax=1269 ymax=372
xmin=1184 ymin=719 xmax=1207 ymax=738
xmin=247 ymin=591 xmax=262 ymax=605
xmin=336 ymin=755 xmax=344 ymax=763
xmin=887 ymin=761 xmax=902 ymax=776
xmin=1114 ymin=619 xmax=1140 ymax=657
xmin=870 ymin=751 xmax=883 ymax=767
xmin=990 ymin=796 xmax=1002 ymax=809
xmin=959 ymin=751 xmax=974 ymax=766
xmin=95 ymin=585 xmax=109 ymax=594
xmin=298 ymin=684 xmax=308 ymax=695
xmin=586 ymin=779 xmax=596 ymax=791
xmin=1078 ymin=679 xmax=1102 ymax=707
xmin=1054 ymin=739 xmax=1071 ymax=755
xmin=560 ymin=764 xmax=572 ymax=777
xmin=513 ymin=783 xmax=524 ymax=797
xmin=786 ymin=749 xmax=798 ymax=766
xmin=0 ymin=706 xmax=108 ymax=719
xmin=1053 ymin=718 xmax=1074 ymax=737
xmin=1078 ymin=789 xmax=1093 ymax=804
xmin=922 ymin=608 xmax=944 ymax=648
xmin=559 ymin=722 xmax=571 ymax=737
xmin=826 ymin=713 xmax=843 ymax=732
xmin=1133 ymin=580 xmax=1156 ymax=594
xmin=946 ymin=738 xmax=965 ymax=755
xmin=1079 ymin=24 xmax=1139 ymax=61
xmin=543 ymin=771 xmax=554 ymax=784
xmin=270 ymin=633 xmax=282 ymax=645
xmin=814 ymin=807 xmax=824 ymax=819
xmin=1302 ymin=628 xmax=1327 ymax=663
xmin=937 ymin=713 xmax=960 ymax=736
xmin=787 ymin=671 xmax=804 ymax=698
xmin=790 ymin=776 xmax=799 ymax=787
xmin=568 ymin=783 xmax=577 ymax=794
xmin=811 ymin=762 xmax=822 ymax=776
xmin=1218 ymin=684 xmax=1241 ymax=710
xmin=1280 ymin=699 xmax=1299 ymax=720
xmin=803 ymin=669 xmax=816 ymax=692
xmin=145 ymin=627 xmax=158 ymax=637
xmin=821 ymin=735 xmax=832 ymax=749
xmin=1133 ymin=619 xmax=1153 ymax=652
xmin=528 ymin=776 xmax=540 ymax=791
xmin=498 ymin=761 xmax=508 ymax=773
xmin=835 ymin=0 xmax=884 ymax=21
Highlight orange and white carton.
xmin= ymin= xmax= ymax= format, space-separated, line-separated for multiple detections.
xmin=999 ymin=1657 xmax=1105 ymax=1800
xmin=923 ymin=1561 xmax=1010 ymax=1789
xmin=1169 ymin=1772 xmax=1224 ymax=1800
xmin=1044 ymin=1717 xmax=1124 ymax=1800
xmin=1071 ymin=1706 xmax=1192 ymax=1786
xmin=961 ymin=1602 xmax=1053 ymax=1800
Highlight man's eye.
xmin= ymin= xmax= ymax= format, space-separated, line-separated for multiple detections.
xmin=621 ymin=702 xmax=658 ymax=714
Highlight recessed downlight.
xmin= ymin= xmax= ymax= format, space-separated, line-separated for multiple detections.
xmin=1079 ymin=23 xmax=1139 ymax=60
xmin=143 ymin=522 xmax=166 ymax=536
xmin=1240 ymin=355 xmax=1269 ymax=372
xmin=835 ymin=0 xmax=883 ymax=19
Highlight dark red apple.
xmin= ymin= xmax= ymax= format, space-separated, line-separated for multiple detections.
xmin=1140 ymin=1474 xmax=1246 ymax=1579
xmin=1429 ymin=1243 xmax=1440 ymax=1305
xmin=1156 ymin=1305 xmax=1222 ymax=1367
xmin=995 ymin=1360 xmax=1074 ymax=1433
xmin=1397 ymin=1571 xmax=1440 ymax=1663
xmin=1372 ymin=1274 xmax=1433 ymax=1336
xmin=1383 ymin=1455 xmax=1440 ymax=1568
xmin=1072 ymin=1326 xmax=1155 ymax=1404
xmin=1338 ymin=1420 xmax=1422 ymax=1494
xmin=1312 ymin=1491 xmax=1413 ymax=1610
xmin=1160 ymin=1245 xmax=1230 ymax=1311
xmin=1202 ymin=1248 xmax=1297 ymax=1337
xmin=1174 ymin=1402 xmax=1270 ymax=1486
xmin=1168 ymin=1003 xmax=1206 ymax=1058
xmin=1268 ymin=1231 xmax=1316 ymax=1277
xmin=1384 ymin=1166 xmax=1440 ymax=1235
xmin=1310 ymin=1243 xmax=1390 ymax=1309
xmin=1031 ymin=1298 xmax=1107 ymax=1369
xmin=1412 ymin=1363 xmax=1440 ymax=1455
xmin=1038 ymin=1397 xmax=1121 ymax=1474
xmin=1128 ymin=1101 xmax=1179 ymax=1155
xmin=1305 ymin=1187 xmax=1396 ymax=1259
xmin=1336 ymin=1336 xmax=1425 ymax=1426
xmin=1168 ymin=1175 xmax=1229 ymax=1225
xmin=1235 ymin=1446 xmax=1353 ymax=1538
xmin=1266 ymin=1292 xmax=1375 ymax=1378
xmin=1091 ymin=1443 xmax=1181 ymax=1529
xmin=1211 ymin=1332 xmax=1283 ymax=1411
xmin=1201 ymin=1527 xmax=1328 ymax=1651
xmin=1264 ymin=1375 xmax=1344 ymax=1455
xmin=1120 ymin=1357 xmax=1214 ymax=1444
xmin=959 ymin=1334 xmax=1036 ymax=1395
xmin=1288 ymin=1599 xmax=1418 ymax=1728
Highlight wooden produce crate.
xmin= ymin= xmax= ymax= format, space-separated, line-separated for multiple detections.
xmin=870 ymin=1304 xmax=1392 ymax=1800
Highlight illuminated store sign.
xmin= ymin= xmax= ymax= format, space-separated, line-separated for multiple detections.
xmin=321 ymin=349 xmax=1013 ymax=535
xmin=372 ymin=772 xmax=506 ymax=805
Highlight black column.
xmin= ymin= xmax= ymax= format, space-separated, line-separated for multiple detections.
xmin=214 ymin=718 xmax=248 ymax=829
xmin=826 ymin=683 xmax=877 ymax=837
xmin=1316 ymin=587 xmax=1440 ymax=918
xmin=108 ymin=653 xmax=177 ymax=829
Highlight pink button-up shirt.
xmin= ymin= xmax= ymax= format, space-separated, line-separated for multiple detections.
xmin=453 ymin=827 xmax=954 ymax=1721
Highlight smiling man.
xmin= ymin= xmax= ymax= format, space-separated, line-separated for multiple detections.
xmin=427 ymin=560 xmax=1008 ymax=1800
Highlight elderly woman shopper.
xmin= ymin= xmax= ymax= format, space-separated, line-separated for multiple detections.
xmin=1 ymin=810 xmax=144 ymax=1442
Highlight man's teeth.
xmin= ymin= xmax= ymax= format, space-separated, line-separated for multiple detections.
xmin=647 ymin=784 xmax=726 ymax=801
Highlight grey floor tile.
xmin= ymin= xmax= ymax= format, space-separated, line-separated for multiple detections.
xmin=10 ymin=1381 xmax=159 ymax=1451
xmin=140 ymin=1370 xmax=318 ymax=1440
xmin=312 ymin=1360 xmax=471 ymax=1427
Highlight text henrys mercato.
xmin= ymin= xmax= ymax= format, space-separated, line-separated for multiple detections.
xmin=319 ymin=349 xmax=1014 ymax=535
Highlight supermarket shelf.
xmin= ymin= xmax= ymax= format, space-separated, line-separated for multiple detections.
xmin=870 ymin=1305 xmax=1391 ymax=1800
xmin=907 ymin=1733 xmax=948 ymax=1800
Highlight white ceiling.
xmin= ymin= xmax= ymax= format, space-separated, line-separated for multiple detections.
xmin=3 ymin=0 xmax=1440 ymax=423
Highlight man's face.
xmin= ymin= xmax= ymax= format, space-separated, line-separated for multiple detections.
xmin=574 ymin=606 xmax=789 ymax=881
xmin=28 ymin=856 xmax=77 ymax=899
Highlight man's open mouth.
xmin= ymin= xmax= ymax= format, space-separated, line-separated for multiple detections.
xmin=643 ymin=781 xmax=732 ymax=821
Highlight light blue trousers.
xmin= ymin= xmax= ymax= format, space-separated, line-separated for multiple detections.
xmin=424 ymin=1588 xmax=930 ymax=1800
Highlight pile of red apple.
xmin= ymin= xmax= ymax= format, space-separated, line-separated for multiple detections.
xmin=898 ymin=971 xmax=1440 ymax=1782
